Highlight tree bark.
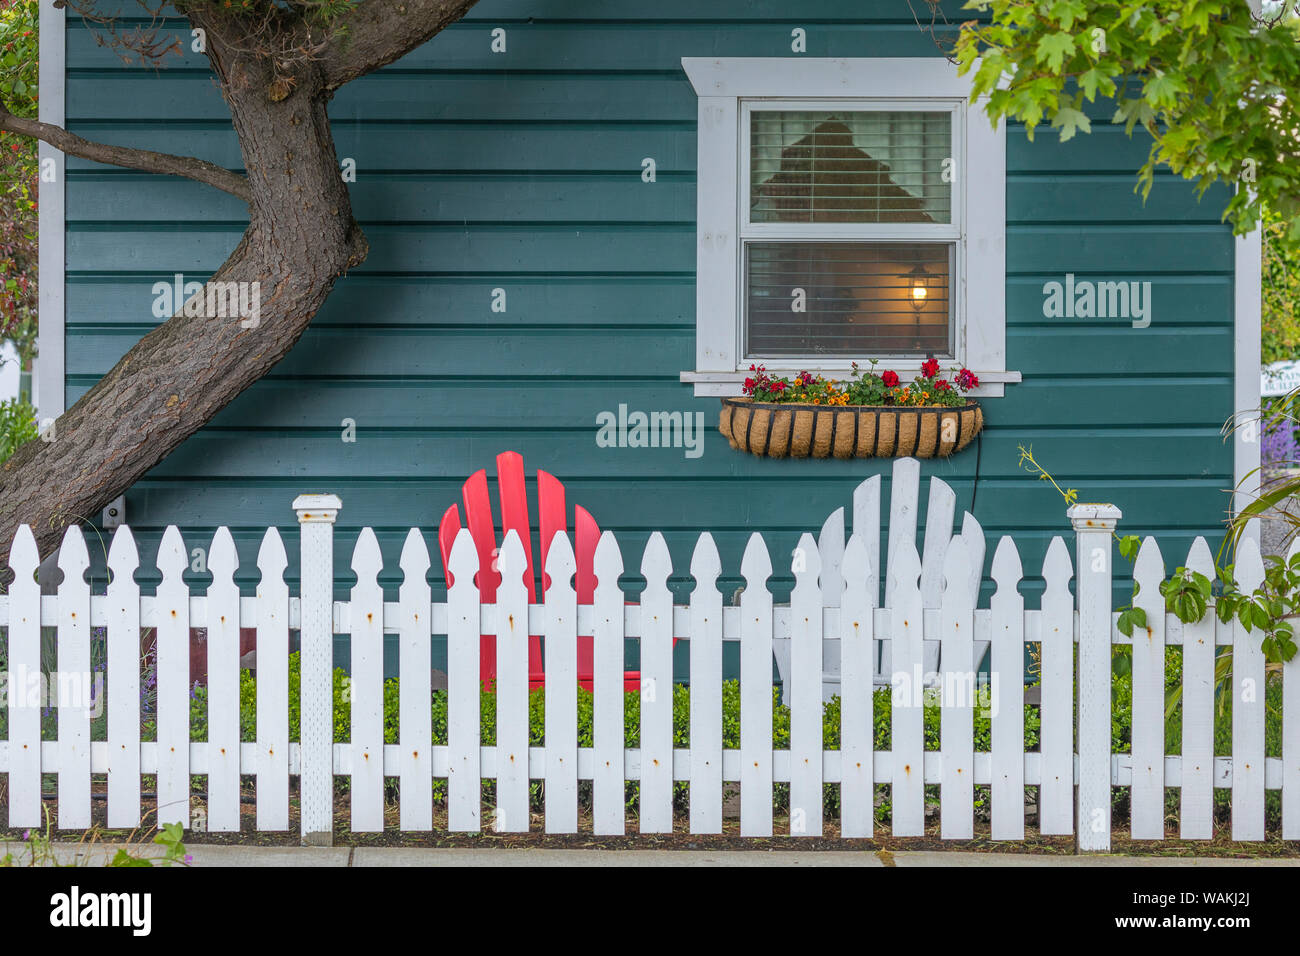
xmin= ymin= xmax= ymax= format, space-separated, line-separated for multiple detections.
xmin=0 ymin=13 xmax=371 ymax=566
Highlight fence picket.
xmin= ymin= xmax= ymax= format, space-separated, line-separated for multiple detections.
xmin=789 ymin=532 xmax=823 ymax=837
xmin=593 ymin=531 xmax=626 ymax=834
xmin=885 ymin=457 xmax=920 ymax=609
xmin=890 ymin=537 xmax=925 ymax=837
xmin=919 ymin=477 xmax=955 ymax=607
xmin=1129 ymin=537 xmax=1166 ymax=839
xmin=939 ymin=538 xmax=974 ymax=839
xmin=819 ymin=509 xmax=844 ymax=610
xmin=56 ymin=526 xmax=91 ymax=830
xmin=6 ymin=525 xmax=41 ymax=828
xmin=1285 ymin=537 xmax=1300 ymax=840
xmin=961 ymin=515 xmax=988 ymax=673
xmin=398 ymin=528 xmax=433 ymax=832
xmin=105 ymin=526 xmax=141 ymax=829
xmin=1039 ymin=536 xmax=1074 ymax=835
xmin=1231 ymin=536 xmax=1266 ymax=841
xmin=960 ymin=514 xmax=986 ymax=608
xmin=1180 ymin=537 xmax=1215 ymax=840
xmin=20 ymin=492 xmax=1292 ymax=850
xmin=350 ymin=528 xmax=386 ymax=832
xmin=255 ymin=528 xmax=290 ymax=831
xmin=447 ymin=528 xmax=481 ymax=832
xmin=989 ymin=536 xmax=1024 ymax=840
xmin=817 ymin=508 xmax=845 ymax=701
xmin=688 ymin=532 xmax=723 ymax=835
xmin=544 ymin=531 xmax=578 ymax=833
xmin=839 ymin=533 xmax=875 ymax=838
xmin=639 ymin=532 xmax=674 ymax=833
xmin=206 ymin=528 xmax=241 ymax=832
xmin=853 ymin=474 xmax=881 ymax=609
xmin=740 ymin=533 xmax=774 ymax=837
xmin=494 ymin=531 xmax=529 ymax=833
xmin=155 ymin=526 xmax=190 ymax=828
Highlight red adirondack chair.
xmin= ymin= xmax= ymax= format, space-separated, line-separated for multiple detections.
xmin=437 ymin=451 xmax=644 ymax=691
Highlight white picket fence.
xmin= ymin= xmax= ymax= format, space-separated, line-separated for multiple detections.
xmin=0 ymin=491 xmax=1296 ymax=850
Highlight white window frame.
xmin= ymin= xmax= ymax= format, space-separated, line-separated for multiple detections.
xmin=680 ymin=57 xmax=1015 ymax=398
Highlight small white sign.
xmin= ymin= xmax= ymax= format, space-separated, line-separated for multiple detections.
xmin=1262 ymin=360 xmax=1300 ymax=397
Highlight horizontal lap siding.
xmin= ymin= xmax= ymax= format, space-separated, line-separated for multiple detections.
xmin=63 ymin=3 xmax=1235 ymax=632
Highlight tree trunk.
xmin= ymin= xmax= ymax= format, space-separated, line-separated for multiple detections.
xmin=0 ymin=40 xmax=367 ymax=567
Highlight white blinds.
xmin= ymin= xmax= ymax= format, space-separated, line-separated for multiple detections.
xmin=749 ymin=110 xmax=952 ymax=225
xmin=745 ymin=241 xmax=953 ymax=358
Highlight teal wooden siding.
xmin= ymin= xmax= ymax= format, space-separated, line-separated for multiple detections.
xmin=62 ymin=2 xmax=1239 ymax=677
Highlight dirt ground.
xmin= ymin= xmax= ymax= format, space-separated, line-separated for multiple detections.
xmin=3 ymin=784 xmax=1298 ymax=859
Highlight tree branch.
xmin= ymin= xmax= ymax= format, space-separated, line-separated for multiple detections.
xmin=320 ymin=0 xmax=481 ymax=90
xmin=0 ymin=100 xmax=251 ymax=203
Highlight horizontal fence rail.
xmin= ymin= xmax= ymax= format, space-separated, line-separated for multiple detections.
xmin=0 ymin=495 xmax=1295 ymax=849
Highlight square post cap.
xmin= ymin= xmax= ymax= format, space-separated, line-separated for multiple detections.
xmin=293 ymin=494 xmax=342 ymax=523
xmin=1067 ymin=503 xmax=1121 ymax=531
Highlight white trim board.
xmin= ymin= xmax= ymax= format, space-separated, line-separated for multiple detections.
xmin=1235 ymin=228 xmax=1263 ymax=544
xmin=680 ymin=57 xmax=1009 ymax=398
xmin=36 ymin=1 xmax=66 ymax=421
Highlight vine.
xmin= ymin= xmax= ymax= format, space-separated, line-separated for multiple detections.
xmin=1016 ymin=445 xmax=1300 ymax=673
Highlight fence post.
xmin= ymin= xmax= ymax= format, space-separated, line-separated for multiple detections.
xmin=294 ymin=493 xmax=341 ymax=846
xmin=1068 ymin=502 xmax=1121 ymax=853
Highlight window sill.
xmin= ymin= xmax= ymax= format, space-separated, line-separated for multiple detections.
xmin=680 ymin=369 xmax=1020 ymax=399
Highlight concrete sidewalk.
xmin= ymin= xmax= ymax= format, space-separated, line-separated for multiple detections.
xmin=5 ymin=843 xmax=1298 ymax=867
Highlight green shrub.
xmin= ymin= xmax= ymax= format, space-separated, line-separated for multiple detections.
xmin=0 ymin=397 xmax=38 ymax=465
xmin=0 ymin=645 xmax=1279 ymax=826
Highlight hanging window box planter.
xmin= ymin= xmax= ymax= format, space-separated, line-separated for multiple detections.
xmin=719 ymin=361 xmax=984 ymax=459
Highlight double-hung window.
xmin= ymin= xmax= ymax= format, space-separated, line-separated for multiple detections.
xmin=681 ymin=58 xmax=1014 ymax=397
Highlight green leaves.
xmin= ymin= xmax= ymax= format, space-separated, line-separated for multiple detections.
xmin=1036 ymin=31 xmax=1078 ymax=71
xmin=1048 ymin=0 xmax=1088 ymax=30
xmin=1049 ymin=104 xmax=1092 ymax=141
xmin=1117 ymin=605 xmax=1146 ymax=637
xmin=1142 ymin=70 xmax=1186 ymax=109
xmin=1160 ymin=567 xmax=1211 ymax=624
xmin=955 ymin=0 xmax=1300 ymax=249
xmin=1079 ymin=65 xmax=1119 ymax=101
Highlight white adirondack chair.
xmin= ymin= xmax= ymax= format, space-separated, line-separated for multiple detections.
xmin=772 ymin=456 xmax=988 ymax=702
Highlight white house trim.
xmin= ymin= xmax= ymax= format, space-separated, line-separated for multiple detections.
xmin=1235 ymin=228 xmax=1263 ymax=545
xmin=680 ymin=57 xmax=1010 ymax=397
xmin=36 ymin=1 xmax=66 ymax=421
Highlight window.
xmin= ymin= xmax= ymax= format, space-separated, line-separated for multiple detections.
xmin=681 ymin=58 xmax=1014 ymax=397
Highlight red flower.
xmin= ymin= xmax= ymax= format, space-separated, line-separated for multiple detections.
xmin=935 ymin=379 xmax=950 ymax=390
xmin=772 ymin=380 xmax=787 ymax=392
xmin=882 ymin=370 xmax=899 ymax=387
xmin=921 ymin=358 xmax=940 ymax=379
xmin=956 ymin=368 xmax=979 ymax=390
